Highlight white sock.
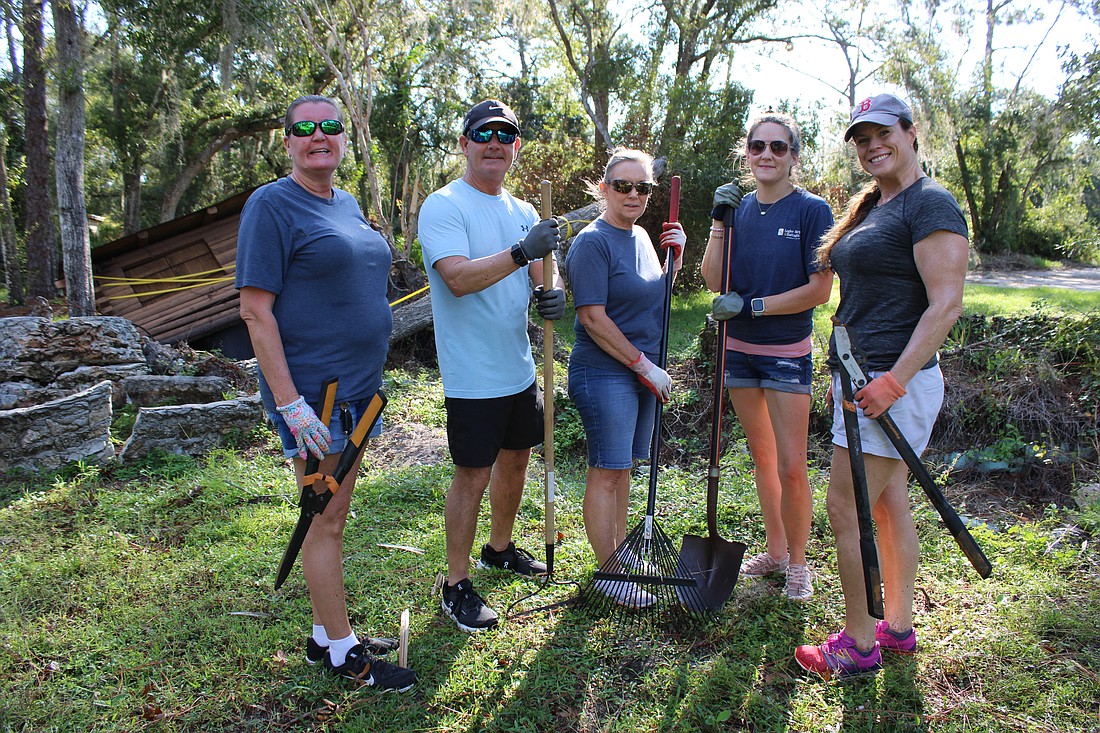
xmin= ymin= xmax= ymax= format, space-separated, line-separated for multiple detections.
xmin=327 ymin=632 xmax=359 ymax=667
xmin=312 ymin=624 xmax=329 ymax=646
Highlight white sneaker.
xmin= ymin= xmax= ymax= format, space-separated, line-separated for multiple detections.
xmin=740 ymin=551 xmax=790 ymax=578
xmin=617 ymin=549 xmax=655 ymax=575
xmin=784 ymin=563 xmax=814 ymax=601
xmin=594 ymin=578 xmax=657 ymax=609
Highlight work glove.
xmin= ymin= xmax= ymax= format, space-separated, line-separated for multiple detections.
xmin=711 ymin=292 xmax=745 ymax=321
xmin=533 ymin=286 xmax=566 ymax=320
xmin=659 ymin=222 xmax=686 ymax=268
xmin=518 ymin=218 xmax=561 ymax=262
xmin=629 ymin=352 xmax=672 ymax=403
xmin=712 ymin=182 xmax=744 ymax=220
xmin=276 ymin=395 xmax=332 ymax=460
xmin=854 ymin=371 xmax=907 ymax=418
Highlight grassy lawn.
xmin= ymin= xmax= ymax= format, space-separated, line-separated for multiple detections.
xmin=0 ymin=284 xmax=1097 ymax=732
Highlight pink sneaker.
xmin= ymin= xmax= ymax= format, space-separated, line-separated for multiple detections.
xmin=876 ymin=620 xmax=917 ymax=654
xmin=795 ymin=630 xmax=882 ymax=681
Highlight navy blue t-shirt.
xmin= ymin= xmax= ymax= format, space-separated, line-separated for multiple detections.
xmin=565 ymin=218 xmax=666 ymax=372
xmin=712 ymin=188 xmax=833 ymax=345
xmin=235 ymin=177 xmax=392 ymax=412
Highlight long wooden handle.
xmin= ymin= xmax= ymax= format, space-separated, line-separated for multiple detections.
xmin=541 ymin=179 xmax=556 ymax=573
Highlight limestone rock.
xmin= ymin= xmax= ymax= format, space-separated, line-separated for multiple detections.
xmin=120 ymin=394 xmax=264 ymax=461
xmin=0 ymin=316 xmax=145 ymax=383
xmin=0 ymin=381 xmax=115 ymax=472
xmin=122 ymin=375 xmax=233 ymax=408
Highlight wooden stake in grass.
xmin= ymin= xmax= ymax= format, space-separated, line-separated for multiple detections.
xmin=398 ymin=609 xmax=410 ymax=669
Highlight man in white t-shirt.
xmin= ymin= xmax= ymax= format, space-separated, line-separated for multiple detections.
xmin=418 ymin=99 xmax=565 ymax=632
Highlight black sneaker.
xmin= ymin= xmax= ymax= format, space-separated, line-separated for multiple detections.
xmin=478 ymin=542 xmax=547 ymax=576
xmin=306 ymin=636 xmax=399 ymax=664
xmin=324 ymin=644 xmax=416 ymax=692
xmin=441 ymin=578 xmax=499 ymax=632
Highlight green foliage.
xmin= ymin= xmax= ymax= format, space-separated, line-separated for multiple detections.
xmin=1021 ymin=190 xmax=1100 ymax=263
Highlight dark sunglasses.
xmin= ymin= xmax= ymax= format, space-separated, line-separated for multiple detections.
xmin=467 ymin=127 xmax=519 ymax=144
xmin=287 ymin=119 xmax=345 ymax=137
xmin=609 ymin=179 xmax=655 ymax=195
xmin=747 ymin=139 xmax=790 ymax=156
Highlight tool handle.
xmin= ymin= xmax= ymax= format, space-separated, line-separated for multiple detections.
xmin=302 ymin=378 xmax=339 ymax=481
xmin=645 ymin=177 xmax=679 ymax=519
xmin=541 ymin=179 xmax=556 ymax=572
xmin=705 ymin=202 xmax=737 ymax=537
xmin=330 ymin=390 xmax=387 ymax=487
xmin=668 ymin=175 xmax=680 ymax=223
xmin=839 ymin=369 xmax=885 ymax=619
xmin=877 ymin=412 xmax=993 ymax=578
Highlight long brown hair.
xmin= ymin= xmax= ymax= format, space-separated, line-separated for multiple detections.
xmin=815 ymin=119 xmax=918 ymax=268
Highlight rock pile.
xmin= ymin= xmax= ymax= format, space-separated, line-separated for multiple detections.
xmin=0 ymin=316 xmax=263 ymax=472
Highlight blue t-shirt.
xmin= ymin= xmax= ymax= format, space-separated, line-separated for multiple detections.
xmin=418 ymin=178 xmax=539 ymax=398
xmin=712 ymin=188 xmax=833 ymax=345
xmin=565 ymin=218 xmax=666 ymax=372
xmin=235 ymin=176 xmax=393 ymax=412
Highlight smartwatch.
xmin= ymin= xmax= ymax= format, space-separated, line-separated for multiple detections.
xmin=510 ymin=242 xmax=529 ymax=267
xmin=750 ymin=297 xmax=766 ymax=318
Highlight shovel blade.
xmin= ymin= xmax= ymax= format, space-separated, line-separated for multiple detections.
xmin=678 ymin=533 xmax=747 ymax=612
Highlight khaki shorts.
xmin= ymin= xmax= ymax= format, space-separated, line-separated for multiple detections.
xmin=831 ymin=365 xmax=945 ymax=460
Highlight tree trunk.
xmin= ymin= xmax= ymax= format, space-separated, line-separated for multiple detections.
xmin=52 ymin=0 xmax=95 ymax=316
xmin=22 ymin=0 xmax=57 ymax=300
xmin=3 ymin=2 xmax=20 ymax=84
xmin=0 ymin=126 xmax=24 ymax=305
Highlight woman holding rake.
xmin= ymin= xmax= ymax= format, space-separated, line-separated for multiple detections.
xmin=565 ymin=148 xmax=687 ymax=608
xmin=700 ymin=112 xmax=834 ymax=602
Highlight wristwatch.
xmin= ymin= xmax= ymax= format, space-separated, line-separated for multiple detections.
xmin=750 ymin=297 xmax=766 ymax=318
xmin=510 ymin=242 xmax=529 ymax=267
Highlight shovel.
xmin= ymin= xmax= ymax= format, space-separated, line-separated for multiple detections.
xmin=678 ymin=203 xmax=747 ymax=611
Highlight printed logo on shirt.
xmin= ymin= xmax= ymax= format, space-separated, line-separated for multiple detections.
xmin=777 ymin=227 xmax=801 ymax=239
xmin=360 ymin=224 xmax=370 ymax=230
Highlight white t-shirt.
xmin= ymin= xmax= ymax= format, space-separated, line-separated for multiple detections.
xmin=418 ymin=178 xmax=539 ymax=398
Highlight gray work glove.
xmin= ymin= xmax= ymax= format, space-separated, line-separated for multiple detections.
xmin=711 ymin=292 xmax=745 ymax=321
xmin=712 ymin=182 xmax=744 ymax=212
xmin=533 ymin=286 xmax=566 ymax=320
xmin=518 ymin=217 xmax=561 ymax=261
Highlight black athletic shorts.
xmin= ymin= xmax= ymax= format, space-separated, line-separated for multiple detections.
xmin=444 ymin=380 xmax=544 ymax=468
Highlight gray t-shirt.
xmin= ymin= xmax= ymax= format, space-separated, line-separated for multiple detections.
xmin=828 ymin=177 xmax=968 ymax=371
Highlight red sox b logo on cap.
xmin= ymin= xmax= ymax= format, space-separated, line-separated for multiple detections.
xmin=858 ymin=98 xmax=873 ymax=112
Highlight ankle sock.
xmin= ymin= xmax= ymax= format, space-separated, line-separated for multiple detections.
xmin=312 ymin=625 xmax=330 ymax=647
xmin=327 ymin=633 xmax=359 ymax=667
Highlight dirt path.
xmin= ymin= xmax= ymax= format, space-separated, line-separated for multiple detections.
xmin=966 ymin=266 xmax=1100 ymax=291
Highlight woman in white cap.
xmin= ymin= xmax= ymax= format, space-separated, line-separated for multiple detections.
xmin=795 ymin=93 xmax=969 ymax=680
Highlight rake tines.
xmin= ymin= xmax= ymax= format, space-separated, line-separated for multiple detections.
xmin=577 ymin=515 xmax=711 ymax=626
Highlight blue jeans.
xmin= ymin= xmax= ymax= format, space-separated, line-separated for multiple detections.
xmin=268 ymin=396 xmax=384 ymax=459
xmin=724 ymin=350 xmax=813 ymax=395
xmin=568 ymin=362 xmax=657 ymax=469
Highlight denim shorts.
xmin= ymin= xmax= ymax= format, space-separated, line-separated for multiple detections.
xmin=723 ymin=350 xmax=813 ymax=394
xmin=268 ymin=396 xmax=384 ymax=459
xmin=831 ymin=365 xmax=945 ymax=460
xmin=568 ymin=362 xmax=657 ymax=470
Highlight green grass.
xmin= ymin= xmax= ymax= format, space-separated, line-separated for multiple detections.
xmin=1 ymin=282 xmax=1097 ymax=731
xmin=1 ymin=372 xmax=1098 ymax=732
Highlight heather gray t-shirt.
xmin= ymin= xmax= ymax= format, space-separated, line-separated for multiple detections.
xmin=828 ymin=177 xmax=968 ymax=371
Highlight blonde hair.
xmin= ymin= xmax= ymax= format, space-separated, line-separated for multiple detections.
xmin=585 ymin=147 xmax=655 ymax=210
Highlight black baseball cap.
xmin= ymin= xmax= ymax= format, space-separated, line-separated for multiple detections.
xmin=463 ymin=99 xmax=520 ymax=136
